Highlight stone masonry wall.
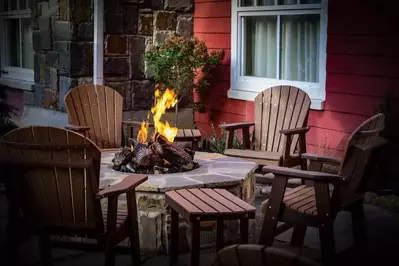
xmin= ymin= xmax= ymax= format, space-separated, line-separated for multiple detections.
xmin=30 ymin=0 xmax=94 ymax=111
xmin=104 ymin=0 xmax=194 ymax=116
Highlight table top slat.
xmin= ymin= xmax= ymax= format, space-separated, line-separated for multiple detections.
xmin=176 ymin=129 xmax=185 ymax=138
xmin=192 ymin=129 xmax=201 ymax=138
xmin=176 ymin=189 xmax=218 ymax=214
xmin=200 ymin=189 xmax=246 ymax=214
xmin=188 ymin=188 xmax=233 ymax=214
xmin=166 ymin=191 xmax=203 ymax=216
xmin=214 ymin=189 xmax=256 ymax=213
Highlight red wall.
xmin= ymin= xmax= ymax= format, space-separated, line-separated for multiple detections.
xmin=194 ymin=0 xmax=398 ymax=157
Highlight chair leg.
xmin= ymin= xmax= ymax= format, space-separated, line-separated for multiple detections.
xmin=240 ymin=218 xmax=249 ymax=244
xmin=290 ymin=224 xmax=307 ymax=246
xmin=6 ymin=206 xmax=18 ymax=266
xmin=216 ymin=219 xmax=224 ymax=251
xmin=39 ymin=233 xmax=53 ymax=266
xmin=104 ymin=241 xmax=116 ymax=266
xmin=170 ymin=209 xmax=179 ymax=266
xmin=190 ymin=219 xmax=201 ymax=266
xmin=319 ymin=223 xmax=336 ymax=265
xmin=127 ymin=191 xmax=142 ymax=266
xmin=350 ymin=202 xmax=367 ymax=254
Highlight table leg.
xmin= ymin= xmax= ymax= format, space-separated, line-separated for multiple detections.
xmin=170 ymin=209 xmax=179 ymax=266
xmin=240 ymin=218 xmax=249 ymax=244
xmin=216 ymin=219 xmax=224 ymax=251
xmin=190 ymin=219 xmax=200 ymax=266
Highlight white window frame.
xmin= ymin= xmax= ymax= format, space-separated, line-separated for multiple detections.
xmin=0 ymin=0 xmax=34 ymax=91
xmin=230 ymin=0 xmax=328 ymax=110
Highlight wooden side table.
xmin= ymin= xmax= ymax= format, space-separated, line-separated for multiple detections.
xmin=165 ymin=188 xmax=256 ymax=266
xmin=174 ymin=129 xmax=202 ymax=150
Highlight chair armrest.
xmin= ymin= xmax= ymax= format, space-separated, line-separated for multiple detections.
xmin=219 ymin=122 xmax=255 ymax=130
xmin=122 ymin=120 xmax=154 ymax=128
xmin=65 ymin=125 xmax=90 ymax=133
xmin=96 ymin=174 xmax=148 ymax=199
xmin=280 ymin=127 xmax=309 ymax=135
xmin=262 ymin=165 xmax=347 ymax=184
xmin=301 ymin=153 xmax=342 ymax=165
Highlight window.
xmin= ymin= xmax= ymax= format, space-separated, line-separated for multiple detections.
xmin=230 ymin=0 xmax=327 ymax=109
xmin=0 ymin=0 xmax=34 ymax=90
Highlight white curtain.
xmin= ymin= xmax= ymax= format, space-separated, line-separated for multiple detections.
xmin=244 ymin=0 xmax=320 ymax=82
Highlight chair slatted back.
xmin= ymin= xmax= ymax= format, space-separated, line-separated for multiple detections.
xmin=65 ymin=85 xmax=124 ymax=149
xmin=0 ymin=126 xmax=104 ymax=233
xmin=253 ymin=86 xmax=311 ymax=154
xmin=337 ymin=113 xmax=385 ymax=203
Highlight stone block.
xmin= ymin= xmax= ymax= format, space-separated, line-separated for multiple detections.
xmin=138 ymin=211 xmax=163 ymax=251
xmin=129 ymin=80 xmax=155 ymax=109
xmin=23 ymin=91 xmax=35 ymax=106
xmin=106 ymin=13 xmax=124 ymax=34
xmin=123 ymin=4 xmax=138 ymax=34
xmin=144 ymin=37 xmax=155 ymax=78
xmin=32 ymin=84 xmax=45 ymax=107
xmin=59 ymin=76 xmax=78 ymax=110
xmin=165 ymin=0 xmax=193 ymax=12
xmin=154 ymin=11 xmax=177 ymax=31
xmin=45 ymin=51 xmax=59 ymax=68
xmin=154 ymin=31 xmax=173 ymax=44
xmin=143 ymin=0 xmax=164 ymax=10
xmin=45 ymin=68 xmax=59 ymax=91
xmin=70 ymin=42 xmax=93 ymax=77
xmin=105 ymin=0 xmax=122 ymax=12
xmin=128 ymin=36 xmax=145 ymax=79
xmin=71 ymin=0 xmax=92 ymax=22
xmin=59 ymin=0 xmax=70 ymax=21
xmin=38 ymin=16 xmax=51 ymax=32
xmin=104 ymin=57 xmax=129 ymax=76
xmin=43 ymin=88 xmax=58 ymax=110
xmin=34 ymin=53 xmax=46 ymax=84
xmin=77 ymin=77 xmax=93 ymax=85
xmin=76 ymin=22 xmax=94 ymax=41
xmin=105 ymin=35 xmax=128 ymax=55
xmin=176 ymin=15 xmax=193 ymax=38
xmin=53 ymin=41 xmax=70 ymax=71
xmin=49 ymin=0 xmax=60 ymax=16
xmin=53 ymin=21 xmax=75 ymax=41
xmin=105 ymin=80 xmax=131 ymax=109
xmin=138 ymin=14 xmax=153 ymax=36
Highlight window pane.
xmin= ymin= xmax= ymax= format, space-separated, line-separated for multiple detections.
xmin=243 ymin=16 xmax=277 ymax=78
xmin=22 ymin=18 xmax=34 ymax=69
xmin=240 ymin=0 xmax=254 ymax=6
xmin=2 ymin=0 xmax=9 ymax=11
xmin=5 ymin=19 xmax=21 ymax=67
xmin=20 ymin=0 xmax=27 ymax=9
xmin=10 ymin=0 xmax=17 ymax=10
xmin=300 ymin=0 xmax=321 ymax=3
xmin=280 ymin=14 xmax=320 ymax=83
xmin=278 ymin=0 xmax=297 ymax=5
xmin=258 ymin=0 xmax=275 ymax=6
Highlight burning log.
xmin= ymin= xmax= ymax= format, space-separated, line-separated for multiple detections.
xmin=112 ymin=134 xmax=198 ymax=174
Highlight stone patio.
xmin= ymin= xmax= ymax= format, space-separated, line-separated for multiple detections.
xmin=100 ymin=151 xmax=257 ymax=253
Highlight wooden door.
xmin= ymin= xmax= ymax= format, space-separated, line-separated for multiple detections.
xmin=0 ymin=126 xmax=104 ymax=234
xmin=253 ymin=86 xmax=311 ymax=154
xmin=65 ymin=85 xmax=124 ymax=149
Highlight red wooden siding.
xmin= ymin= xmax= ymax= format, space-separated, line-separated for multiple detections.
xmin=194 ymin=0 xmax=398 ymax=156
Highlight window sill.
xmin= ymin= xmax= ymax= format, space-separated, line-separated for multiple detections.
xmin=227 ymin=89 xmax=325 ymax=111
xmin=0 ymin=77 xmax=33 ymax=91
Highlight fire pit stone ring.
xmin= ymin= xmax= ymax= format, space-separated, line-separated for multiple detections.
xmin=100 ymin=151 xmax=257 ymax=253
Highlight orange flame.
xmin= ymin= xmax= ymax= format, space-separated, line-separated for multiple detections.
xmin=135 ymin=89 xmax=178 ymax=143
xmin=137 ymin=120 xmax=149 ymax=144
xmin=151 ymin=89 xmax=178 ymax=142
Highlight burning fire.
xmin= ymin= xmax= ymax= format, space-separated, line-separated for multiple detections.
xmin=137 ymin=88 xmax=179 ymax=143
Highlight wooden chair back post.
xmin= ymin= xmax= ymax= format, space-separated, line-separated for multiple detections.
xmin=0 ymin=126 xmax=104 ymax=235
xmin=65 ymin=85 xmax=124 ymax=149
xmin=333 ymin=113 xmax=385 ymax=207
xmin=253 ymin=86 xmax=311 ymax=154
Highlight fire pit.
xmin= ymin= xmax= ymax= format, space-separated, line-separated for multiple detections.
xmin=112 ymin=88 xmax=199 ymax=175
xmin=100 ymin=151 xmax=257 ymax=253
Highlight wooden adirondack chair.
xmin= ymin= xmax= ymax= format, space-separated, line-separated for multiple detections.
xmin=258 ymin=113 xmax=386 ymax=264
xmin=64 ymin=84 xmax=143 ymax=149
xmin=0 ymin=126 xmax=148 ymax=266
xmin=220 ymin=86 xmax=311 ymax=170
xmin=215 ymin=245 xmax=320 ymax=266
